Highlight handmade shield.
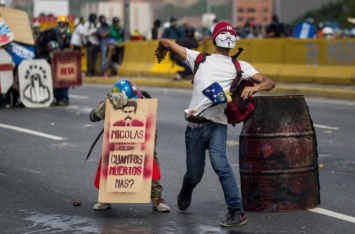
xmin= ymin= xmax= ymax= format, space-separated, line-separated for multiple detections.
xmin=18 ymin=59 xmax=54 ymax=108
xmin=99 ymin=99 xmax=158 ymax=203
xmin=0 ymin=17 xmax=15 ymax=46
xmin=0 ymin=48 xmax=13 ymax=94
xmin=52 ymin=50 xmax=82 ymax=88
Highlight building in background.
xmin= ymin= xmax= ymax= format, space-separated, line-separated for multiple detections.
xmin=235 ymin=0 xmax=272 ymax=28
xmin=276 ymin=0 xmax=336 ymax=24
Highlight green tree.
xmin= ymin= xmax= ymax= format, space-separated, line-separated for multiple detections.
xmin=293 ymin=0 xmax=355 ymax=29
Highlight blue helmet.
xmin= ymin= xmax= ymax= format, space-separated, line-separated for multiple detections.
xmin=112 ymin=79 xmax=142 ymax=99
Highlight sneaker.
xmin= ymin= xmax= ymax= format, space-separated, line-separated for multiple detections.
xmin=174 ymin=72 xmax=182 ymax=80
xmin=93 ymin=202 xmax=111 ymax=211
xmin=56 ymin=100 xmax=69 ymax=106
xmin=152 ymin=197 xmax=170 ymax=212
xmin=177 ymin=195 xmax=191 ymax=211
xmin=220 ymin=210 xmax=247 ymax=227
xmin=177 ymin=183 xmax=194 ymax=211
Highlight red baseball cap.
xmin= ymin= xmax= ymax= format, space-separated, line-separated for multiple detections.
xmin=212 ymin=21 xmax=236 ymax=44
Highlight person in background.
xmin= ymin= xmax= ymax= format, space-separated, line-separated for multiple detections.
xmin=151 ymin=19 xmax=162 ymax=40
xmin=32 ymin=22 xmax=41 ymax=42
xmin=161 ymin=16 xmax=183 ymax=40
xmin=89 ymin=79 xmax=170 ymax=212
xmin=70 ymin=16 xmax=86 ymax=51
xmin=109 ymin=17 xmax=125 ymax=65
xmin=131 ymin=29 xmax=145 ymax=41
xmin=173 ymin=26 xmax=208 ymax=80
xmin=265 ymin=14 xmax=286 ymax=38
xmin=97 ymin=15 xmax=110 ymax=77
xmin=83 ymin=13 xmax=100 ymax=76
xmin=36 ymin=15 xmax=72 ymax=106
xmin=155 ymin=21 xmax=275 ymax=227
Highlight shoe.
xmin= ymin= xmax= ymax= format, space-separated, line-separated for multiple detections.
xmin=174 ymin=72 xmax=182 ymax=80
xmin=56 ymin=100 xmax=69 ymax=106
xmin=220 ymin=210 xmax=247 ymax=227
xmin=152 ymin=197 xmax=170 ymax=212
xmin=177 ymin=183 xmax=194 ymax=211
xmin=93 ymin=202 xmax=111 ymax=211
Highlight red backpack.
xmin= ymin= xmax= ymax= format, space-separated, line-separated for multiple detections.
xmin=193 ymin=47 xmax=254 ymax=126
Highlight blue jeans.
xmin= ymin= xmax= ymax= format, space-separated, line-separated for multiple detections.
xmin=183 ymin=122 xmax=243 ymax=211
xmin=100 ymin=43 xmax=108 ymax=75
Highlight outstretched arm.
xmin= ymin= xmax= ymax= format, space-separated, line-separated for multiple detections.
xmin=89 ymin=93 xmax=129 ymax=121
xmin=241 ymin=73 xmax=275 ymax=99
xmin=154 ymin=38 xmax=187 ymax=63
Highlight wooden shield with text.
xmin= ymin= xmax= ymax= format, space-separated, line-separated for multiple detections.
xmin=99 ymin=99 xmax=158 ymax=203
xmin=18 ymin=59 xmax=54 ymax=108
xmin=52 ymin=50 xmax=82 ymax=88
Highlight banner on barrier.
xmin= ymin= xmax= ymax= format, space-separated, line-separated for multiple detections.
xmin=52 ymin=50 xmax=82 ymax=88
xmin=99 ymin=99 xmax=158 ymax=203
xmin=0 ymin=48 xmax=13 ymax=94
xmin=18 ymin=59 xmax=54 ymax=108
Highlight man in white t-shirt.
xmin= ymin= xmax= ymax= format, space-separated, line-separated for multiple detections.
xmin=70 ymin=17 xmax=86 ymax=51
xmin=82 ymin=13 xmax=100 ymax=76
xmin=155 ymin=21 xmax=275 ymax=227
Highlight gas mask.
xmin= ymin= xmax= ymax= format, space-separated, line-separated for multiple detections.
xmin=58 ymin=22 xmax=69 ymax=35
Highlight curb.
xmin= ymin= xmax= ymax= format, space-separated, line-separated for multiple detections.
xmin=83 ymin=77 xmax=355 ymax=101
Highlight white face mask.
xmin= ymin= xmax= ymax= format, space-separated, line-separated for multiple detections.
xmin=215 ymin=32 xmax=236 ymax=49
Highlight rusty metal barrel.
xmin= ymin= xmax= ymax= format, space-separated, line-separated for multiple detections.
xmin=239 ymin=95 xmax=320 ymax=212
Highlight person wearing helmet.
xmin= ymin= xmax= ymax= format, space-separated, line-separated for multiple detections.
xmin=46 ymin=40 xmax=60 ymax=63
xmin=32 ymin=22 xmax=42 ymax=41
xmin=155 ymin=21 xmax=275 ymax=227
xmin=89 ymin=79 xmax=170 ymax=212
xmin=36 ymin=15 xmax=72 ymax=106
xmin=322 ymin=26 xmax=335 ymax=39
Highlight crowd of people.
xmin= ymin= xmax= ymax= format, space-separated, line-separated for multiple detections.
xmin=1 ymin=13 xmax=354 ymax=108
xmin=32 ymin=13 xmax=355 ymax=81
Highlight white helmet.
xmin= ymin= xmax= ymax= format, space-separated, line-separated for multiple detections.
xmin=322 ymin=27 xmax=334 ymax=38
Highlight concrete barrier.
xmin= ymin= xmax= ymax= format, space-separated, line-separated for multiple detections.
xmin=118 ymin=41 xmax=149 ymax=76
xmin=115 ymin=38 xmax=355 ymax=85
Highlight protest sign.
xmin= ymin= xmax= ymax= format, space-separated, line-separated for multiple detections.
xmin=18 ymin=59 xmax=54 ymax=108
xmin=0 ymin=6 xmax=34 ymax=45
xmin=5 ymin=42 xmax=36 ymax=66
xmin=99 ymin=99 xmax=158 ymax=203
xmin=52 ymin=51 xmax=82 ymax=88
xmin=0 ymin=16 xmax=14 ymax=46
xmin=0 ymin=48 xmax=13 ymax=94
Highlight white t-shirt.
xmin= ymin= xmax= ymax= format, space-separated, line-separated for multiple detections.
xmin=70 ymin=24 xmax=85 ymax=47
xmin=83 ymin=22 xmax=99 ymax=45
xmin=183 ymin=48 xmax=259 ymax=124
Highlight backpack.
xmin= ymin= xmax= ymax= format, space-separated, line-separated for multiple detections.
xmin=193 ymin=47 xmax=254 ymax=126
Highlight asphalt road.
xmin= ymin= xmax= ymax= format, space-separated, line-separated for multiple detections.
xmin=0 ymin=84 xmax=354 ymax=234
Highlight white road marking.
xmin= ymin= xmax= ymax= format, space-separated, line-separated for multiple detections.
xmin=313 ymin=124 xmax=339 ymax=130
xmin=0 ymin=123 xmax=66 ymax=141
xmin=306 ymin=98 xmax=355 ymax=106
xmin=309 ymin=208 xmax=355 ymax=223
xmin=68 ymin=94 xmax=89 ymax=99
